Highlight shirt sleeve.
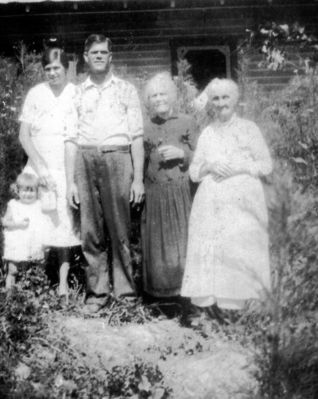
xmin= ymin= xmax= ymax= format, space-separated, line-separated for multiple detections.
xmin=189 ymin=128 xmax=208 ymax=182
xmin=64 ymin=85 xmax=80 ymax=145
xmin=19 ymin=87 xmax=37 ymax=125
xmin=126 ymin=84 xmax=144 ymax=140
xmin=237 ymin=121 xmax=273 ymax=177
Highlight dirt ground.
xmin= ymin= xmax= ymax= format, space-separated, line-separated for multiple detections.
xmin=2 ymin=266 xmax=260 ymax=398
xmin=51 ymin=311 xmax=258 ymax=398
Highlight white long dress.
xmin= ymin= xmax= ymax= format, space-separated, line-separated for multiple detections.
xmin=19 ymin=82 xmax=80 ymax=247
xmin=181 ymin=114 xmax=272 ymax=310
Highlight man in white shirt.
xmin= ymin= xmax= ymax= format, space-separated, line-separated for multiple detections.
xmin=65 ymin=34 xmax=144 ymax=312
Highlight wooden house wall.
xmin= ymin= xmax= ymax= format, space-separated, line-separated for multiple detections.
xmin=243 ymin=46 xmax=317 ymax=91
xmin=0 ymin=0 xmax=318 ymax=90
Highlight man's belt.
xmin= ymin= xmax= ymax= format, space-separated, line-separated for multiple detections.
xmin=79 ymin=144 xmax=130 ymax=153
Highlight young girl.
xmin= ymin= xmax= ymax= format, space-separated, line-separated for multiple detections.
xmin=2 ymin=173 xmax=48 ymax=290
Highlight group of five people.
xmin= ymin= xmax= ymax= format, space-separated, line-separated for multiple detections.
xmin=2 ymin=34 xmax=272 ymax=319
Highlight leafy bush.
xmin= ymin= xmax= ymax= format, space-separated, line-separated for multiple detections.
xmin=0 ymin=47 xmax=43 ymax=262
xmin=237 ymin=40 xmax=318 ymax=396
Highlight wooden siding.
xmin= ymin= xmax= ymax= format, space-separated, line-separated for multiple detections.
xmin=0 ymin=0 xmax=318 ymax=89
xmin=243 ymin=45 xmax=317 ymax=90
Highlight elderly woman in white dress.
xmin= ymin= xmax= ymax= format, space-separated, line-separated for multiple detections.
xmin=19 ymin=47 xmax=80 ymax=297
xmin=181 ymin=78 xmax=272 ymax=313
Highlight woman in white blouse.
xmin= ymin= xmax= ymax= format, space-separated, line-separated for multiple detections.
xmin=181 ymin=78 xmax=272 ymax=315
xmin=19 ymin=47 xmax=80 ymax=298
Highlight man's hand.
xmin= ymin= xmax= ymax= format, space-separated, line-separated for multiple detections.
xmin=130 ymin=179 xmax=145 ymax=206
xmin=67 ymin=182 xmax=80 ymax=209
xmin=158 ymin=145 xmax=185 ymax=162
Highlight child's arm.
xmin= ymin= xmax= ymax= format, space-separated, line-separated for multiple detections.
xmin=2 ymin=205 xmax=29 ymax=230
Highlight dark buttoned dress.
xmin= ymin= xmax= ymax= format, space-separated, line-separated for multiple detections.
xmin=142 ymin=113 xmax=197 ymax=297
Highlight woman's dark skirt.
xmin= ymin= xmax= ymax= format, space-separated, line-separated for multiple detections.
xmin=142 ymin=179 xmax=192 ymax=297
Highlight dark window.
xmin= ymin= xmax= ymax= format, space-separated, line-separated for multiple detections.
xmin=175 ymin=45 xmax=231 ymax=90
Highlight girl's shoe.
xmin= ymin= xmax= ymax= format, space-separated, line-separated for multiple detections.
xmin=58 ymin=294 xmax=69 ymax=307
xmin=58 ymin=284 xmax=69 ymax=297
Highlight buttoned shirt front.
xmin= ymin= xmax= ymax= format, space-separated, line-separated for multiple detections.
xmin=68 ymin=75 xmax=143 ymax=146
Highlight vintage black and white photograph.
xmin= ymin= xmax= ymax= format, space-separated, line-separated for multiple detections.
xmin=0 ymin=0 xmax=317 ymax=398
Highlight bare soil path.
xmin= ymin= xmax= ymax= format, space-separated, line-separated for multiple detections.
xmin=59 ymin=315 xmax=258 ymax=398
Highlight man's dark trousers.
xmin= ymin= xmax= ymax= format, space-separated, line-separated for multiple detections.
xmin=76 ymin=145 xmax=136 ymax=297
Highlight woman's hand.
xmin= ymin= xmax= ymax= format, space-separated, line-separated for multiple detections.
xmin=38 ymin=168 xmax=56 ymax=190
xmin=158 ymin=145 xmax=185 ymax=162
xmin=205 ymin=161 xmax=235 ymax=181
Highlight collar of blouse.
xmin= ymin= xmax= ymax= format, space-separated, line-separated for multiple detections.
xmin=213 ymin=112 xmax=238 ymax=129
xmin=151 ymin=113 xmax=179 ymax=125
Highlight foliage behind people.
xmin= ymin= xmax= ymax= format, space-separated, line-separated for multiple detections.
xmin=237 ymin=46 xmax=318 ymax=396
xmin=0 ymin=50 xmax=42 ymax=259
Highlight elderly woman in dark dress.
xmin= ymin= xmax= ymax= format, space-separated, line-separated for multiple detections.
xmin=142 ymin=72 xmax=198 ymax=298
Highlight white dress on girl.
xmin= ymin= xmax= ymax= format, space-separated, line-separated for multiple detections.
xmin=181 ymin=114 xmax=272 ymax=310
xmin=19 ymin=82 xmax=80 ymax=247
xmin=3 ymin=199 xmax=48 ymax=262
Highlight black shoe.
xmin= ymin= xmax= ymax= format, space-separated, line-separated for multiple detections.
xmin=83 ymin=294 xmax=109 ymax=312
xmin=180 ymin=304 xmax=204 ymax=327
xmin=204 ymin=304 xmax=230 ymax=325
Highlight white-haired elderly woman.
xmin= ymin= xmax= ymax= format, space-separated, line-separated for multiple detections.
xmin=142 ymin=72 xmax=198 ymax=298
xmin=181 ymin=78 xmax=272 ymax=315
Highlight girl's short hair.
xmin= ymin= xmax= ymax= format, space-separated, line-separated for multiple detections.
xmin=84 ymin=34 xmax=112 ymax=52
xmin=205 ymin=78 xmax=240 ymax=105
xmin=41 ymin=47 xmax=69 ymax=70
xmin=16 ymin=173 xmax=39 ymax=189
xmin=144 ymin=71 xmax=177 ymax=111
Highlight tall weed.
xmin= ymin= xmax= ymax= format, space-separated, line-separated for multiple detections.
xmin=238 ymin=49 xmax=318 ymax=397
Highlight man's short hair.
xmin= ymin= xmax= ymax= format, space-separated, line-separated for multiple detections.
xmin=84 ymin=34 xmax=112 ymax=52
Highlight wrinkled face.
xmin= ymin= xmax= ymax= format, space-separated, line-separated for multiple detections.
xmin=84 ymin=41 xmax=112 ymax=75
xmin=148 ymin=84 xmax=171 ymax=118
xmin=210 ymin=86 xmax=237 ymax=122
xmin=19 ymin=185 xmax=37 ymax=204
xmin=44 ymin=60 xmax=67 ymax=89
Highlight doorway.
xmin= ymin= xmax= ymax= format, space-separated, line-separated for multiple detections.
xmin=176 ymin=45 xmax=231 ymax=90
